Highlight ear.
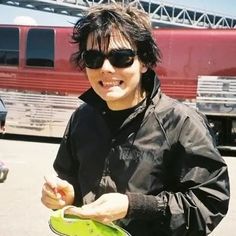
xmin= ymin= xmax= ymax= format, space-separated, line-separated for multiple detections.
xmin=141 ymin=64 xmax=148 ymax=74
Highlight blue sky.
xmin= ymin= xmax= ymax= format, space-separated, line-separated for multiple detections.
xmin=0 ymin=4 xmax=77 ymax=26
xmin=0 ymin=0 xmax=236 ymax=26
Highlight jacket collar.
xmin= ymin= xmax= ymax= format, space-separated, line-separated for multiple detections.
xmin=79 ymin=69 xmax=161 ymax=110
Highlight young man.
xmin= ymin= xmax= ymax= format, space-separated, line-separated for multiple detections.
xmin=41 ymin=4 xmax=230 ymax=236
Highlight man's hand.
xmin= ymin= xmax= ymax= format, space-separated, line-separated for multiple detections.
xmin=65 ymin=193 xmax=129 ymax=224
xmin=41 ymin=175 xmax=75 ymax=209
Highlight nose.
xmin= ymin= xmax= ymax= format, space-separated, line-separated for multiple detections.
xmin=100 ymin=58 xmax=115 ymax=73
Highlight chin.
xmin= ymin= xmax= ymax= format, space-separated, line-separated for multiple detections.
xmin=102 ymin=94 xmax=123 ymax=102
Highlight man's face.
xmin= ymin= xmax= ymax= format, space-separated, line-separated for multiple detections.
xmin=85 ymin=30 xmax=147 ymax=110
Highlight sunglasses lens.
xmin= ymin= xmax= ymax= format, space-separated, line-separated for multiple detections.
xmin=83 ymin=49 xmax=136 ymax=69
xmin=83 ymin=50 xmax=105 ymax=69
xmin=109 ymin=49 xmax=135 ymax=68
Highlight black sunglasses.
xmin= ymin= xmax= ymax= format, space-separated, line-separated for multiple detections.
xmin=82 ymin=49 xmax=136 ymax=69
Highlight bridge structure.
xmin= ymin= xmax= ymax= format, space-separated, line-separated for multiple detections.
xmin=0 ymin=0 xmax=236 ymax=28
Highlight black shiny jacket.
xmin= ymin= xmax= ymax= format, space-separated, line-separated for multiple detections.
xmin=54 ymin=70 xmax=230 ymax=236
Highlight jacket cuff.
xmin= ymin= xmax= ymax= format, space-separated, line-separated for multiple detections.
xmin=126 ymin=192 xmax=167 ymax=219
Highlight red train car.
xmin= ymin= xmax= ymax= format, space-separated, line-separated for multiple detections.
xmin=0 ymin=25 xmax=235 ymax=149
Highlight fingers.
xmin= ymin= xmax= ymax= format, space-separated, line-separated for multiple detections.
xmin=43 ymin=175 xmax=68 ymax=197
xmin=42 ymin=182 xmax=57 ymax=199
xmin=41 ymin=175 xmax=75 ymax=209
xmin=41 ymin=175 xmax=66 ymax=209
xmin=81 ymin=196 xmax=105 ymax=209
xmin=41 ymin=181 xmax=66 ymax=209
xmin=77 ymin=198 xmax=113 ymax=223
xmin=44 ymin=175 xmax=59 ymax=193
xmin=64 ymin=193 xmax=128 ymax=224
xmin=65 ymin=206 xmax=112 ymax=224
xmin=41 ymin=192 xmax=66 ymax=209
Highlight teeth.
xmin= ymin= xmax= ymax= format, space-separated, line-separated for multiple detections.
xmin=102 ymin=81 xmax=120 ymax=86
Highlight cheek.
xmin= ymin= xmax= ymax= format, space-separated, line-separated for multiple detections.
xmin=119 ymin=70 xmax=142 ymax=89
xmin=121 ymin=61 xmax=143 ymax=79
xmin=86 ymin=69 xmax=98 ymax=83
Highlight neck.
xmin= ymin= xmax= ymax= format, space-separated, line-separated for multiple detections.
xmin=107 ymin=89 xmax=147 ymax=111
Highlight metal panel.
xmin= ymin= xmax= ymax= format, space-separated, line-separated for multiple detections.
xmin=0 ymin=90 xmax=80 ymax=137
xmin=196 ymin=76 xmax=236 ymax=116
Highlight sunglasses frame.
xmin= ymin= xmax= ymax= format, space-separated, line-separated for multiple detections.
xmin=82 ymin=48 xmax=136 ymax=69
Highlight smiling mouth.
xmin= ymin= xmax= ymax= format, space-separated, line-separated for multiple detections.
xmin=99 ymin=81 xmax=123 ymax=87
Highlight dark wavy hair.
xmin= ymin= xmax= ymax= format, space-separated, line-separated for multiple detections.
xmin=71 ymin=3 xmax=162 ymax=70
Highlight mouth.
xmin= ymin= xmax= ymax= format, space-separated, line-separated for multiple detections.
xmin=99 ymin=80 xmax=123 ymax=87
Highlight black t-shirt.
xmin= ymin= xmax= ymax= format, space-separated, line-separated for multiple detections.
xmin=103 ymin=100 xmax=146 ymax=136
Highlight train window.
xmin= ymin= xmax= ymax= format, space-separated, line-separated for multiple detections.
xmin=26 ymin=29 xmax=54 ymax=67
xmin=0 ymin=28 xmax=19 ymax=66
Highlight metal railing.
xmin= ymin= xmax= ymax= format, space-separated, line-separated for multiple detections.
xmin=196 ymin=76 xmax=236 ymax=116
xmin=1 ymin=0 xmax=236 ymax=28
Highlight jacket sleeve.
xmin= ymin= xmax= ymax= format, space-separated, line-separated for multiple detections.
xmin=53 ymin=111 xmax=83 ymax=206
xmin=127 ymin=106 xmax=230 ymax=235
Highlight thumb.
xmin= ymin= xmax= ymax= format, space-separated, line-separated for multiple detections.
xmin=44 ymin=175 xmax=58 ymax=190
xmin=44 ymin=175 xmax=66 ymax=195
xmin=82 ymin=196 xmax=105 ymax=209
